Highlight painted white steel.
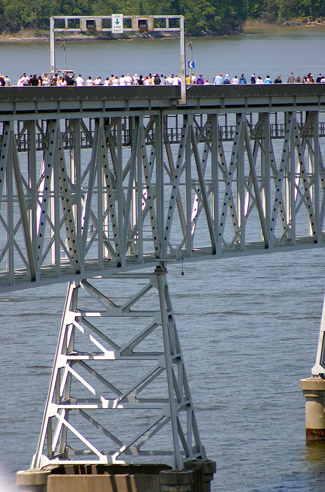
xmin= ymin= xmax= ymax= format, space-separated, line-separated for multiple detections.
xmin=32 ymin=269 xmax=206 ymax=469
xmin=49 ymin=15 xmax=186 ymax=94
xmin=312 ymin=294 xmax=325 ymax=376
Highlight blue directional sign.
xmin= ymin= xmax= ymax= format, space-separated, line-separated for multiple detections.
xmin=188 ymin=60 xmax=196 ymax=69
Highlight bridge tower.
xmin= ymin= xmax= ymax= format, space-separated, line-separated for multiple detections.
xmin=31 ymin=267 xmax=206 ymax=469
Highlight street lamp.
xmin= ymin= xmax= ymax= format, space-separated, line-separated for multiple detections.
xmin=187 ymin=41 xmax=193 ymax=77
xmin=60 ymin=42 xmax=67 ymax=70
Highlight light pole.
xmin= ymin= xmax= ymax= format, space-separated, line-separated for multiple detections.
xmin=60 ymin=42 xmax=67 ymax=70
xmin=187 ymin=41 xmax=193 ymax=77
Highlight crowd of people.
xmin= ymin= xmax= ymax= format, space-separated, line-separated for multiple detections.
xmin=211 ymin=72 xmax=325 ymax=84
xmin=0 ymin=70 xmax=324 ymax=87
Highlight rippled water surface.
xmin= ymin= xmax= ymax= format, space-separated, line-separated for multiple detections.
xmin=1 ymin=29 xmax=325 ymax=492
xmin=0 ymin=26 xmax=324 ymax=83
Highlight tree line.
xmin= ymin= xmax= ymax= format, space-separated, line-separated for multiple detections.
xmin=0 ymin=0 xmax=324 ymax=36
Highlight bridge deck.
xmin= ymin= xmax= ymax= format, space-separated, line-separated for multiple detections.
xmin=0 ymin=84 xmax=324 ymax=115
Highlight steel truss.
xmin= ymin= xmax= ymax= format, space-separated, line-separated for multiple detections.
xmin=0 ymin=90 xmax=324 ymax=472
xmin=32 ymin=266 xmax=206 ymax=469
xmin=0 ymin=108 xmax=324 ymax=292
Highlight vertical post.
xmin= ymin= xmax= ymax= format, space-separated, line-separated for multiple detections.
xmin=28 ymin=121 xmax=38 ymax=280
xmin=210 ymin=115 xmax=220 ymax=252
xmin=262 ymin=113 xmax=271 ymax=246
xmin=185 ymin=114 xmax=192 ymax=254
xmin=237 ymin=113 xmax=245 ymax=250
xmin=32 ymin=282 xmax=78 ymax=468
xmin=188 ymin=42 xmax=193 ymax=77
xmin=6 ymin=123 xmax=14 ymax=285
xmin=50 ymin=16 xmax=56 ymax=73
xmin=156 ymin=113 xmax=164 ymax=257
xmin=311 ymin=292 xmax=325 ymax=377
xmin=301 ymin=291 xmax=325 ymax=440
xmin=179 ymin=15 xmax=186 ymax=105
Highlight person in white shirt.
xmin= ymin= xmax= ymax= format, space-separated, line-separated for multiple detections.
xmin=85 ymin=76 xmax=93 ymax=86
xmin=19 ymin=73 xmax=29 ymax=86
xmin=132 ymin=74 xmax=139 ymax=85
xmin=231 ymin=75 xmax=239 ymax=85
xmin=119 ymin=75 xmax=126 ymax=86
xmin=191 ymin=73 xmax=197 ymax=84
xmin=93 ymin=76 xmax=102 ymax=85
xmin=173 ymin=75 xmax=181 ymax=85
xmin=75 ymin=74 xmax=85 ymax=86
xmin=124 ymin=73 xmax=133 ymax=85
xmin=42 ymin=73 xmax=50 ymax=86
xmin=57 ymin=76 xmax=67 ymax=87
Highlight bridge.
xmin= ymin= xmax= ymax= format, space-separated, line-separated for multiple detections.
xmin=2 ymin=84 xmax=325 ymax=486
xmin=1 ymin=84 xmax=325 ymax=293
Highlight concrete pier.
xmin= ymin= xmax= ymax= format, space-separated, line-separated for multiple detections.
xmin=300 ymin=377 xmax=325 ymax=440
xmin=16 ymin=462 xmax=216 ymax=492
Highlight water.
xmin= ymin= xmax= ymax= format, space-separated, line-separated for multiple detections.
xmin=1 ymin=28 xmax=325 ymax=492
xmin=0 ymin=27 xmax=324 ymax=83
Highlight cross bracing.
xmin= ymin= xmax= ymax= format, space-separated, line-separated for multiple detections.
xmin=0 ymin=85 xmax=325 ymax=293
xmin=31 ymin=270 xmax=206 ymax=469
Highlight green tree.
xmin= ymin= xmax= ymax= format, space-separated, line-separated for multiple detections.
xmin=261 ymin=0 xmax=279 ymax=21
xmin=1 ymin=0 xmax=323 ymax=36
xmin=246 ymin=0 xmax=267 ymax=18
xmin=180 ymin=0 xmax=218 ymax=34
xmin=0 ymin=0 xmax=5 ymax=32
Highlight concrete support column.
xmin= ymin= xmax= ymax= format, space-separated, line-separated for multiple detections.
xmin=185 ymin=460 xmax=216 ymax=492
xmin=159 ymin=469 xmax=194 ymax=492
xmin=160 ymin=460 xmax=216 ymax=492
xmin=16 ymin=469 xmax=50 ymax=492
xmin=300 ymin=377 xmax=325 ymax=440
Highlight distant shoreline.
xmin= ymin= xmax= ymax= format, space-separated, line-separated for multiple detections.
xmin=243 ymin=19 xmax=325 ymax=33
xmin=0 ymin=20 xmax=324 ymax=43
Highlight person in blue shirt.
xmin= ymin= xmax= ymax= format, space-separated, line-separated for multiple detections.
xmin=214 ymin=73 xmax=223 ymax=85
xmin=264 ymin=75 xmax=272 ymax=84
xmin=239 ymin=73 xmax=247 ymax=84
